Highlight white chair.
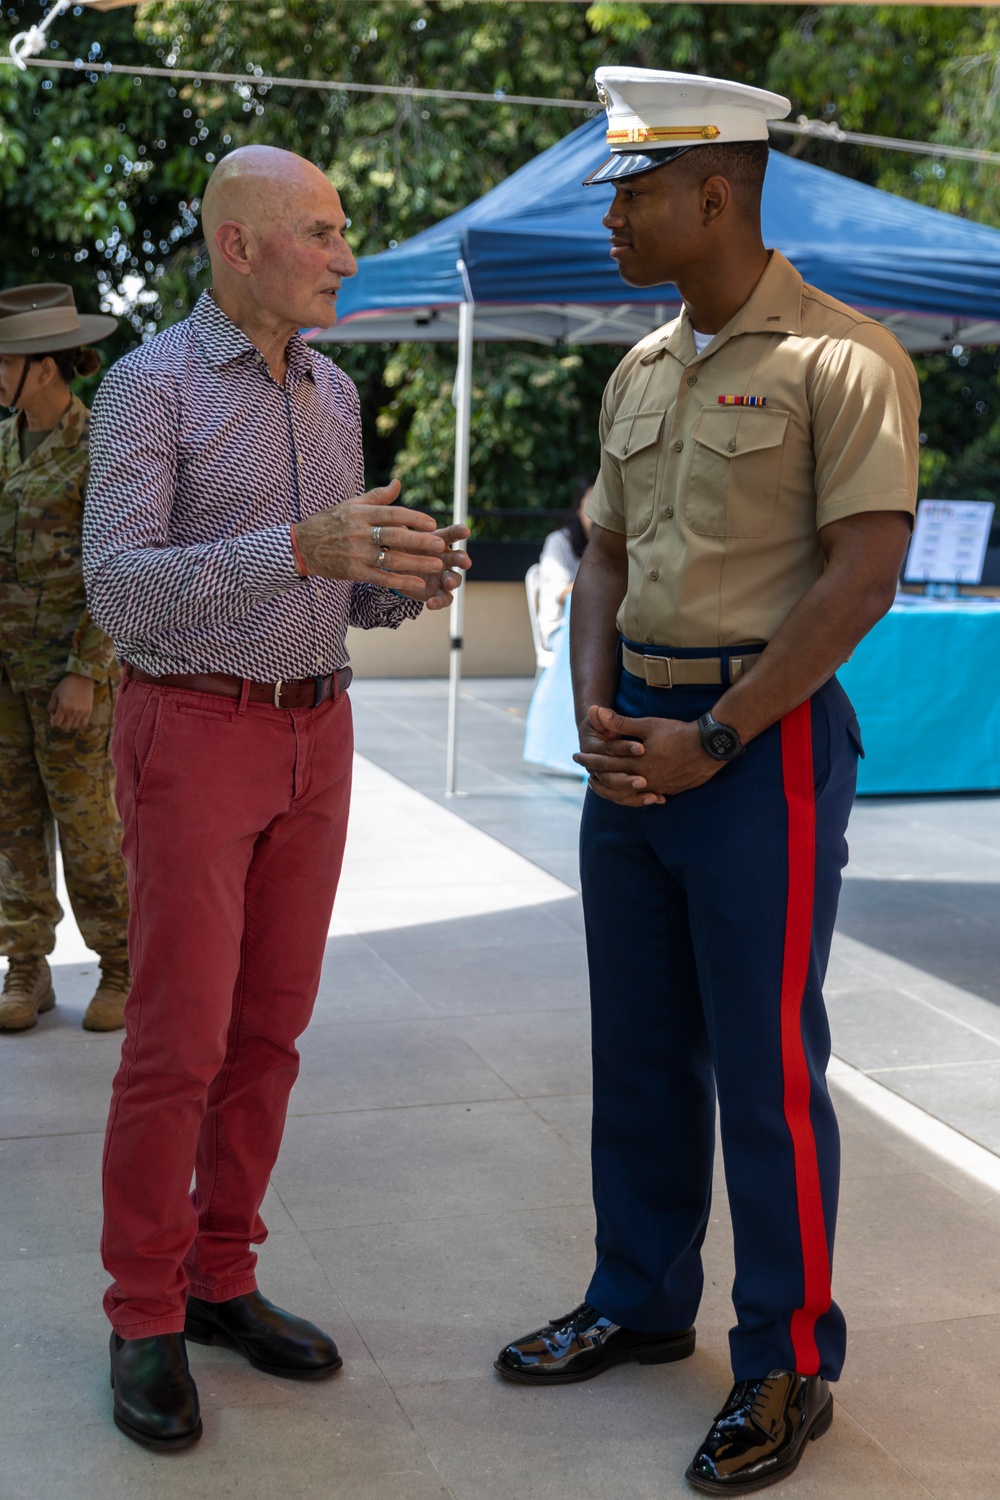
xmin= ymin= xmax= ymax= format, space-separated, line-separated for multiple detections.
xmin=525 ymin=563 xmax=555 ymax=672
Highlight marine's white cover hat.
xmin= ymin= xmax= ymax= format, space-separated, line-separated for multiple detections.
xmin=584 ymin=67 xmax=791 ymax=186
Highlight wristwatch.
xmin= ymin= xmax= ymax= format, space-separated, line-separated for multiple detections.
xmin=697 ymin=711 xmax=745 ymax=762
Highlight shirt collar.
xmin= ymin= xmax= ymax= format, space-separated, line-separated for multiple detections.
xmin=190 ymin=291 xmax=317 ymax=386
xmin=724 ymin=250 xmax=803 ymax=339
xmin=644 ymin=249 xmax=804 ymax=367
xmin=2 ymin=393 xmax=87 ymax=471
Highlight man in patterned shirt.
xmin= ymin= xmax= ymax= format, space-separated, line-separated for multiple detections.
xmin=83 ymin=145 xmax=469 ymax=1453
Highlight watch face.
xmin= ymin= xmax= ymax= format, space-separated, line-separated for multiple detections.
xmin=706 ymin=727 xmax=738 ymax=759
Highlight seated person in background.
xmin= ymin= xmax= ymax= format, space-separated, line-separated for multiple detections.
xmin=536 ymin=474 xmax=595 ymax=650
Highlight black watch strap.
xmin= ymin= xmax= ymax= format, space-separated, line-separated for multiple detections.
xmin=698 ymin=711 xmax=745 ymax=762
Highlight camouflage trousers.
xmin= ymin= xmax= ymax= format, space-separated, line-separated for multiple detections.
xmin=0 ymin=670 xmax=129 ymax=963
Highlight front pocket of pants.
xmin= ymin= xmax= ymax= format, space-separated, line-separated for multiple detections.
xmin=686 ymin=407 xmax=788 ymax=538
xmin=173 ymin=698 xmax=236 ymax=722
xmin=133 ymin=692 xmax=164 ymax=803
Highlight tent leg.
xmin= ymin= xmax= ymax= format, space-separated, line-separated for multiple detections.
xmin=445 ymin=299 xmax=473 ymax=797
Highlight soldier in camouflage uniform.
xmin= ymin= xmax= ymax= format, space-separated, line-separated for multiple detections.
xmin=0 ymin=283 xmax=130 ymax=1032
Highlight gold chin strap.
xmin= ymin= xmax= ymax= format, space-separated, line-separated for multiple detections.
xmin=606 ymin=124 xmax=721 ymax=146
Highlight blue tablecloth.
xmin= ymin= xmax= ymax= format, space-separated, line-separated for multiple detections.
xmin=524 ymin=595 xmax=1000 ymax=795
xmin=840 ymin=596 xmax=1000 ymax=795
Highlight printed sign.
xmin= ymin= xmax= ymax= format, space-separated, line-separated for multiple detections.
xmin=903 ymin=499 xmax=995 ymax=585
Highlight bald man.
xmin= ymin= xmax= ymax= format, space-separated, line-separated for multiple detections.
xmin=83 ymin=147 xmax=469 ymax=1452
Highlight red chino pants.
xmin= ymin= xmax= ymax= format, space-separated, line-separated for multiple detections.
xmin=101 ymin=676 xmax=353 ymax=1336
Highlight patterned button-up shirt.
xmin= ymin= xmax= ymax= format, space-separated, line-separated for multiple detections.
xmin=0 ymin=394 xmax=117 ymax=691
xmin=83 ymin=291 xmax=420 ymax=679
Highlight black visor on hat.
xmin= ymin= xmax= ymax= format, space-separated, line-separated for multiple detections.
xmin=582 ymin=143 xmax=699 ymax=187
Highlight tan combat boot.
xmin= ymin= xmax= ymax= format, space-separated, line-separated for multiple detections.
xmin=0 ymin=957 xmax=56 ymax=1032
xmin=82 ymin=958 xmax=131 ymax=1032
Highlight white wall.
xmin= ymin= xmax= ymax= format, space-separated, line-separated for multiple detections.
xmin=347 ymin=580 xmax=537 ymax=678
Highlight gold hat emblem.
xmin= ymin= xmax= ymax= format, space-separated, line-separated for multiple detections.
xmin=607 ymin=124 xmax=722 ymax=147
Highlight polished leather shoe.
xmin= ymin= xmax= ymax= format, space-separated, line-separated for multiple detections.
xmin=184 ymin=1289 xmax=343 ymax=1380
xmin=109 ymin=1331 xmax=202 ymax=1452
xmin=686 ymin=1370 xmax=833 ymax=1493
xmin=494 ymin=1300 xmax=695 ymax=1383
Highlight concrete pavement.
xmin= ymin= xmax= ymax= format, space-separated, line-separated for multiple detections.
xmin=1 ymin=684 xmax=998 ymax=1498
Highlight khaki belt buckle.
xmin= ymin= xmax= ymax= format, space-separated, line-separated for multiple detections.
xmin=643 ymin=655 xmax=673 ymax=689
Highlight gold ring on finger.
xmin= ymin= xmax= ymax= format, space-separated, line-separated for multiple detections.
xmin=376 ymin=547 xmax=392 ymax=572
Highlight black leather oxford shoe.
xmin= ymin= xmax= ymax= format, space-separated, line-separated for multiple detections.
xmin=494 ymin=1300 xmax=695 ymax=1384
xmin=686 ymin=1370 xmax=833 ymax=1493
xmin=109 ymin=1331 xmax=202 ymax=1452
xmin=184 ymin=1289 xmax=343 ymax=1380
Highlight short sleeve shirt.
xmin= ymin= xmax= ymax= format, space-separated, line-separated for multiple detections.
xmin=587 ymin=250 xmax=920 ymax=648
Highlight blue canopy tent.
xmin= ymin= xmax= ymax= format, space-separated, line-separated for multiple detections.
xmin=330 ymin=113 xmax=1000 ymax=351
xmin=316 ymin=115 xmax=1000 ymax=790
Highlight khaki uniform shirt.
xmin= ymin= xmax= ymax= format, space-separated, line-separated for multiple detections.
xmin=587 ymin=250 xmax=920 ymax=648
xmin=0 ymin=394 xmax=116 ymax=691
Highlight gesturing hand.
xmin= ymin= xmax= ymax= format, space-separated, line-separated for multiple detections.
xmin=573 ymin=705 xmax=723 ymax=806
xmin=293 ymin=480 xmax=463 ymax=599
xmin=405 ymin=523 xmax=472 ymax=612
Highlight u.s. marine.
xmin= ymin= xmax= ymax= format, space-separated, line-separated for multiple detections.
xmin=497 ymin=68 xmax=919 ymax=1495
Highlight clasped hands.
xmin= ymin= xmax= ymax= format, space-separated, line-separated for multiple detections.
xmin=573 ymin=704 xmax=723 ymax=806
xmin=292 ymin=479 xmax=470 ymax=610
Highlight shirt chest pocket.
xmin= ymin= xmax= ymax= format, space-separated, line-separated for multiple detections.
xmin=686 ymin=407 xmax=789 ymax=539
xmin=603 ymin=412 xmax=665 ymax=537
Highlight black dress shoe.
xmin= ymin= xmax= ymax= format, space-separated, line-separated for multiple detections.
xmin=494 ymin=1300 xmax=695 ymax=1384
xmin=184 ymin=1289 xmax=343 ymax=1380
xmin=686 ymin=1370 xmax=833 ymax=1493
xmin=109 ymin=1331 xmax=202 ymax=1452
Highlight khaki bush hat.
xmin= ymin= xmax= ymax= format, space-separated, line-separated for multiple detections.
xmin=0 ymin=283 xmax=118 ymax=355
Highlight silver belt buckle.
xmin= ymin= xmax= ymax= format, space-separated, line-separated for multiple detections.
xmin=273 ymin=679 xmax=283 ymax=708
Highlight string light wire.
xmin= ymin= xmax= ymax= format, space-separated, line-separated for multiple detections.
xmin=0 ymin=52 xmax=997 ymax=167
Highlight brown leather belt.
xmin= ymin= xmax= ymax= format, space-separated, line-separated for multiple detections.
xmin=620 ymin=644 xmax=761 ymax=688
xmin=125 ymin=664 xmax=353 ymax=709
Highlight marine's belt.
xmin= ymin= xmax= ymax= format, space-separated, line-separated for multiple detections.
xmin=620 ymin=646 xmax=760 ymax=689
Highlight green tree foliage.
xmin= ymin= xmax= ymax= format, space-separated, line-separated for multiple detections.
xmin=1 ymin=1 xmax=998 ymax=528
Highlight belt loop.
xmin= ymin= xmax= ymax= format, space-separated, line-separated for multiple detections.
xmin=237 ymin=677 xmax=251 ymax=716
xmin=315 ymin=674 xmax=325 ymax=707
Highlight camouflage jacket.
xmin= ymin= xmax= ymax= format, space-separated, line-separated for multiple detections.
xmin=0 ymin=394 xmax=116 ymax=691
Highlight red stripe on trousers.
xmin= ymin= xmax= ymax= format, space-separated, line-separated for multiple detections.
xmin=779 ymin=700 xmax=831 ymax=1375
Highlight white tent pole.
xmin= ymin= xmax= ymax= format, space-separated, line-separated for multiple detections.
xmin=445 ymin=294 xmax=473 ymax=796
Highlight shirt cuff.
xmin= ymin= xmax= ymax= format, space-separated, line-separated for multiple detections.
xmin=379 ymin=588 xmax=423 ymax=621
xmin=235 ymin=525 xmax=307 ymax=603
xmin=64 ymin=656 xmax=109 ymax=683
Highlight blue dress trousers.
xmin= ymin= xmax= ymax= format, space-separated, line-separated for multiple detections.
xmin=581 ymin=642 xmax=862 ymax=1382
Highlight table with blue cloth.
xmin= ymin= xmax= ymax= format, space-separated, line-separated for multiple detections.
xmin=523 ymin=596 xmax=1000 ymax=795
